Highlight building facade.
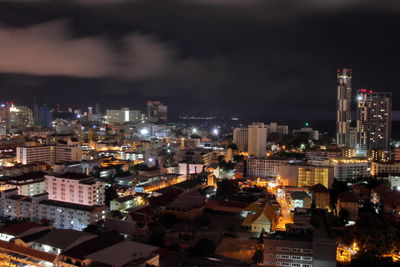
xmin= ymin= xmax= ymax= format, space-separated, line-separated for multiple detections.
xmin=45 ymin=173 xmax=105 ymax=206
xmin=233 ymin=127 xmax=248 ymax=152
xmin=336 ymin=68 xmax=352 ymax=147
xmin=147 ymin=101 xmax=167 ymax=123
xmin=248 ymin=122 xmax=267 ymax=158
xmin=356 ymin=89 xmax=392 ymax=151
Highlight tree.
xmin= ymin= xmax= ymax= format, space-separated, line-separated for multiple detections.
xmin=190 ymin=239 xmax=216 ymax=256
xmin=160 ymin=213 xmax=177 ymax=230
xmin=252 ymin=249 xmax=264 ymax=264
xmin=227 ymin=144 xmax=238 ymax=150
xmin=110 ymin=210 xmax=123 ymax=219
xmin=104 ymin=185 xmax=118 ymax=207
xmin=148 ymin=228 xmax=166 ymax=247
xmin=197 ymin=215 xmax=211 ymax=228
xmin=338 ymin=208 xmax=350 ymax=225
xmin=216 ymin=179 xmax=239 ymax=199
xmin=83 ymin=224 xmax=101 ymax=234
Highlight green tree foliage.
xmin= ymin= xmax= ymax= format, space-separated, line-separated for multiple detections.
xmin=329 ymin=179 xmax=349 ymax=210
xmin=148 ymin=228 xmax=166 ymax=247
xmin=160 ymin=213 xmax=177 ymax=230
xmin=110 ymin=210 xmax=123 ymax=219
xmin=197 ymin=215 xmax=212 ymax=228
xmin=252 ymin=249 xmax=264 ymax=264
xmin=83 ymin=224 xmax=101 ymax=234
xmin=216 ymin=179 xmax=239 ymax=198
xmin=227 ymin=143 xmax=238 ymax=150
xmin=104 ymin=185 xmax=118 ymax=207
xmin=190 ymin=239 xmax=216 ymax=257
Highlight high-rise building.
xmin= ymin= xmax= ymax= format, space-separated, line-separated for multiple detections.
xmin=356 ymin=89 xmax=392 ymax=150
xmin=233 ymin=127 xmax=248 ymax=152
xmin=266 ymin=122 xmax=289 ymax=137
xmin=336 ymin=68 xmax=352 ymax=147
xmin=106 ymin=108 xmax=141 ymax=124
xmin=6 ymin=104 xmax=34 ymax=133
xmin=248 ymin=122 xmax=267 ymax=158
xmin=36 ymin=105 xmax=52 ymax=128
xmin=45 ymin=173 xmax=104 ymax=206
xmin=147 ymin=101 xmax=167 ymax=123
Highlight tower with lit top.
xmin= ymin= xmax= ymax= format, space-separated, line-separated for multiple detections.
xmin=336 ymin=68 xmax=352 ymax=147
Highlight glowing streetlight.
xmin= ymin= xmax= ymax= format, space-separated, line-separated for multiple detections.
xmin=192 ymin=128 xmax=197 ymax=133
xmin=140 ymin=128 xmax=149 ymax=135
xmin=212 ymin=128 xmax=219 ymax=135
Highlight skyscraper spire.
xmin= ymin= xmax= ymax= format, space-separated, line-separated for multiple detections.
xmin=336 ymin=68 xmax=352 ymax=147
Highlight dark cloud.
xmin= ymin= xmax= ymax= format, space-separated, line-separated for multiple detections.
xmin=0 ymin=0 xmax=399 ymax=126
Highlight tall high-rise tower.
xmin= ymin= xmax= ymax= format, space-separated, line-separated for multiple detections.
xmin=248 ymin=122 xmax=267 ymax=158
xmin=356 ymin=89 xmax=392 ymax=150
xmin=336 ymin=68 xmax=352 ymax=147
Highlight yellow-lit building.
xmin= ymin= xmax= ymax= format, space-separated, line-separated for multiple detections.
xmin=297 ymin=166 xmax=333 ymax=189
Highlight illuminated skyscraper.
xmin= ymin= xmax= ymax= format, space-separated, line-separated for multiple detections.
xmin=233 ymin=127 xmax=248 ymax=152
xmin=147 ymin=101 xmax=167 ymax=123
xmin=336 ymin=68 xmax=352 ymax=147
xmin=356 ymin=89 xmax=392 ymax=150
xmin=248 ymin=122 xmax=267 ymax=158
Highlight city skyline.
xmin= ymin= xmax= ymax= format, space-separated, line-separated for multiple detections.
xmin=0 ymin=1 xmax=400 ymax=121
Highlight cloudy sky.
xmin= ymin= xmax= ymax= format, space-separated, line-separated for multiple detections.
xmin=0 ymin=0 xmax=400 ymax=122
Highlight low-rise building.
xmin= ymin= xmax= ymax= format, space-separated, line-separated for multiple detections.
xmin=336 ymin=192 xmax=358 ymax=221
xmin=280 ymin=165 xmax=334 ymax=189
xmin=4 ymin=172 xmax=46 ymax=196
xmin=329 ymin=158 xmax=369 ymax=181
xmin=263 ymin=210 xmax=336 ymax=267
xmin=163 ymin=189 xmax=205 ymax=220
xmin=371 ymin=161 xmax=400 ymax=177
xmin=45 ymin=173 xmax=104 ymax=206
xmin=0 ymin=189 xmax=107 ymax=231
xmin=248 ymin=157 xmax=290 ymax=178
xmin=310 ymin=184 xmax=330 ymax=210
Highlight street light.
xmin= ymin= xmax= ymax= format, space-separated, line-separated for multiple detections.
xmin=212 ymin=128 xmax=219 ymax=135
xmin=140 ymin=128 xmax=149 ymax=135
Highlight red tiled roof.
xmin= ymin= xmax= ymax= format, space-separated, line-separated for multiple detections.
xmin=0 ymin=240 xmax=57 ymax=263
xmin=0 ymin=222 xmax=42 ymax=236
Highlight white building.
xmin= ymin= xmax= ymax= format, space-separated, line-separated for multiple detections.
xmin=45 ymin=173 xmax=104 ymax=206
xmin=266 ymin=122 xmax=289 ymax=136
xmin=16 ymin=141 xmax=82 ymax=165
xmin=0 ymin=189 xmax=107 ymax=231
xmin=248 ymin=157 xmax=290 ymax=178
xmin=371 ymin=161 xmax=400 ymax=177
xmin=329 ymin=158 xmax=369 ymax=181
xmin=5 ymin=172 xmax=46 ymax=196
xmin=106 ymin=108 xmax=141 ymax=124
xmin=248 ymin=122 xmax=267 ymax=158
xmin=16 ymin=146 xmax=55 ymax=165
xmin=293 ymin=127 xmax=319 ymax=140
xmin=389 ymin=174 xmax=400 ymax=190
xmin=178 ymin=162 xmax=203 ymax=175
xmin=233 ymin=127 xmax=248 ymax=152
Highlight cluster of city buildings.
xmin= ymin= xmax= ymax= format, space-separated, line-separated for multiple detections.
xmin=0 ymin=68 xmax=397 ymax=266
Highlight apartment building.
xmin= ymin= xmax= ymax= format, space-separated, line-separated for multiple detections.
xmin=248 ymin=157 xmax=290 ymax=178
xmin=0 ymin=189 xmax=107 ymax=231
xmin=45 ymin=173 xmax=104 ymax=206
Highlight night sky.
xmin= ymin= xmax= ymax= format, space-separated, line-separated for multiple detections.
xmin=0 ymin=0 xmax=400 ymax=122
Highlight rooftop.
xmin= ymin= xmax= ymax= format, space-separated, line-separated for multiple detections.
xmin=39 ymin=199 xmax=107 ymax=212
xmin=50 ymin=173 xmax=91 ymax=180
xmin=85 ymin=240 xmax=158 ymax=266
xmin=32 ymin=229 xmax=96 ymax=250
xmin=62 ymin=231 xmax=125 ymax=260
xmin=0 ymin=239 xmax=57 ymax=263
xmin=0 ymin=222 xmax=43 ymax=236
